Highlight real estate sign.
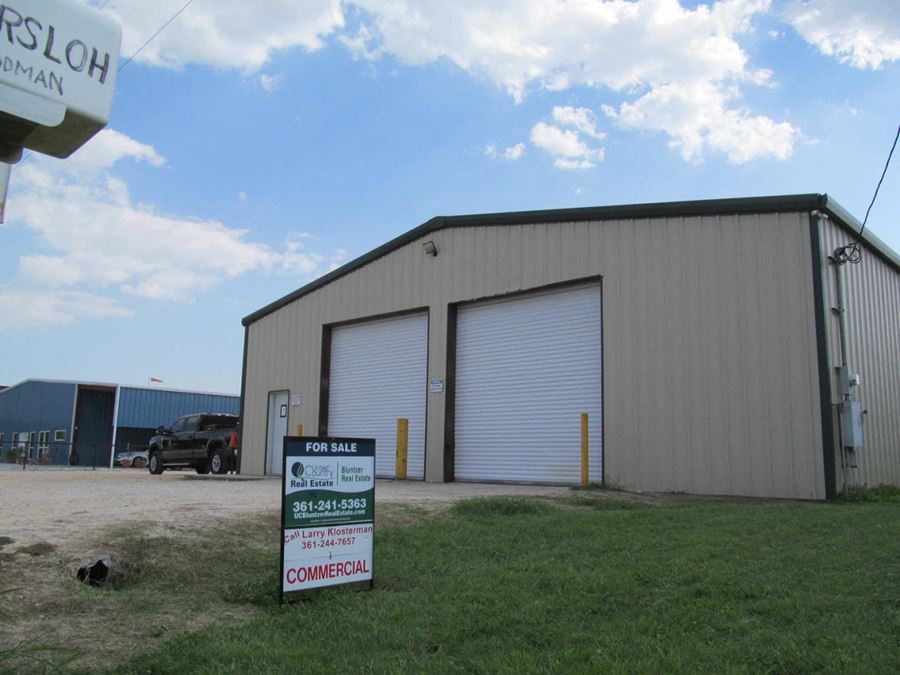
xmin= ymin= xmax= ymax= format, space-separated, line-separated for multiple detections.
xmin=280 ymin=436 xmax=375 ymax=602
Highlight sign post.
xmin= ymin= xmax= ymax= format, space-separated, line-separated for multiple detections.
xmin=0 ymin=162 xmax=10 ymax=222
xmin=280 ymin=436 xmax=375 ymax=602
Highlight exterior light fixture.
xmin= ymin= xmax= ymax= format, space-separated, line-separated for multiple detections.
xmin=422 ymin=240 xmax=438 ymax=257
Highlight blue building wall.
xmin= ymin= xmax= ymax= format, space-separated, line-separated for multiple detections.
xmin=116 ymin=388 xmax=239 ymax=428
xmin=0 ymin=380 xmax=77 ymax=464
xmin=0 ymin=381 xmax=239 ymax=465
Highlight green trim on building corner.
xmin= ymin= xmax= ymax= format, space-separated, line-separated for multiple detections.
xmin=808 ymin=213 xmax=837 ymax=499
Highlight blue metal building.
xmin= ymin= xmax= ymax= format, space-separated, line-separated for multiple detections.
xmin=0 ymin=379 xmax=239 ymax=467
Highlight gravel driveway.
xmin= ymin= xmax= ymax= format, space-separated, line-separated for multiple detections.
xmin=1 ymin=467 xmax=570 ymax=547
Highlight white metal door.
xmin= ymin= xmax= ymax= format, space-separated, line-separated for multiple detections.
xmin=266 ymin=390 xmax=289 ymax=475
xmin=455 ymin=284 xmax=602 ymax=484
xmin=329 ymin=313 xmax=427 ymax=479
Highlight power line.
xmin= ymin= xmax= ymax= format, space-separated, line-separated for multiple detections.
xmin=833 ymin=122 xmax=900 ymax=265
xmin=859 ymin=122 xmax=899 ymax=239
xmin=118 ymin=0 xmax=197 ymax=73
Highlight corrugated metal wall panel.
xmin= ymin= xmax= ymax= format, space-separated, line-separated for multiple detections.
xmin=0 ymin=381 xmax=76 ymax=463
xmin=819 ymin=219 xmax=900 ymax=489
xmin=0 ymin=381 xmax=76 ymax=437
xmin=116 ymin=388 xmax=239 ymax=428
xmin=328 ymin=313 xmax=427 ymax=479
xmin=242 ymin=212 xmax=825 ymax=498
xmin=454 ymin=284 xmax=602 ymax=484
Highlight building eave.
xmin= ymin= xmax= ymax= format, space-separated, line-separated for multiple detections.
xmin=243 ymin=193 xmax=899 ymax=327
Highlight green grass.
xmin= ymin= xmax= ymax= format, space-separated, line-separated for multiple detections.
xmin=108 ymin=495 xmax=900 ymax=674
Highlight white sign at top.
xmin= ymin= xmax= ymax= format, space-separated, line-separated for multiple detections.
xmin=0 ymin=0 xmax=121 ymax=158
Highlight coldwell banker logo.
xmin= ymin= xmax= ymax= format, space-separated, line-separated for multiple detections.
xmin=289 ymin=461 xmax=335 ymax=488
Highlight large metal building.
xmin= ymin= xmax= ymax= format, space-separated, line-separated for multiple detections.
xmin=0 ymin=379 xmax=239 ymax=467
xmin=239 ymin=195 xmax=900 ymax=499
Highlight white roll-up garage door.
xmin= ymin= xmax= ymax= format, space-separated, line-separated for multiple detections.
xmin=329 ymin=313 xmax=427 ymax=479
xmin=455 ymin=284 xmax=602 ymax=484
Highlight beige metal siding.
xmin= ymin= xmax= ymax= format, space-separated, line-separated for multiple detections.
xmin=242 ymin=212 xmax=825 ymax=498
xmin=819 ymin=219 xmax=900 ymax=489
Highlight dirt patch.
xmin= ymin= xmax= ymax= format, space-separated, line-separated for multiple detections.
xmin=0 ymin=468 xmax=572 ymax=549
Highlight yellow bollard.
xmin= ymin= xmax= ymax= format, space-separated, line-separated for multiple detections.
xmin=396 ymin=418 xmax=409 ymax=480
xmin=581 ymin=413 xmax=589 ymax=487
xmin=296 ymin=424 xmax=303 ymax=436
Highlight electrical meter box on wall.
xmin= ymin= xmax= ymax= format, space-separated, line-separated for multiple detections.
xmin=0 ymin=0 xmax=121 ymax=161
xmin=840 ymin=399 xmax=865 ymax=449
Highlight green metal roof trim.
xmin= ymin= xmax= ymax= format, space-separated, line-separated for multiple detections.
xmin=243 ymin=193 xmax=899 ymax=327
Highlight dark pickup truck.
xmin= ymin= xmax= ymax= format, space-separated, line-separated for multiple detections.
xmin=147 ymin=413 xmax=238 ymax=475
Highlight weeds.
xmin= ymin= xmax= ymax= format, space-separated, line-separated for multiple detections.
xmin=449 ymin=496 xmax=553 ymax=517
xmin=836 ymin=484 xmax=900 ymax=503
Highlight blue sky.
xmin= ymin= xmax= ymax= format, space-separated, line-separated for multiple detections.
xmin=2 ymin=0 xmax=898 ymax=393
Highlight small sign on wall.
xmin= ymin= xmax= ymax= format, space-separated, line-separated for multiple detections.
xmin=430 ymin=378 xmax=444 ymax=393
xmin=291 ymin=394 xmax=302 ymax=406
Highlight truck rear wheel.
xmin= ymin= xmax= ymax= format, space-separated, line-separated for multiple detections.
xmin=209 ymin=449 xmax=226 ymax=475
xmin=195 ymin=461 xmax=210 ymax=475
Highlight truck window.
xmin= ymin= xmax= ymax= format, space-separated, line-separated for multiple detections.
xmin=200 ymin=414 xmax=237 ymax=431
xmin=183 ymin=415 xmax=202 ymax=432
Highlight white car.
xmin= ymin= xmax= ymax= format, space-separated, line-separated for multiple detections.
xmin=115 ymin=450 xmax=149 ymax=468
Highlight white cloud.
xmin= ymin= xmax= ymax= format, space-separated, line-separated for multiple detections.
xmin=282 ymin=233 xmax=344 ymax=274
xmin=57 ymin=128 xmax=164 ymax=174
xmin=108 ymin=0 xmax=344 ymax=71
xmin=552 ymin=106 xmax=606 ymax=140
xmin=785 ymin=0 xmax=900 ymax=69
xmin=260 ymin=74 xmax=283 ymax=92
xmin=485 ymin=142 xmax=526 ymax=161
xmin=0 ymin=286 xmax=133 ymax=327
xmin=346 ymin=0 xmax=772 ymax=100
xmin=343 ymin=0 xmax=795 ymax=163
xmin=100 ymin=1 xmax=798 ymax=163
xmin=606 ymin=80 xmax=797 ymax=163
xmin=530 ymin=122 xmax=604 ymax=170
xmin=5 ymin=129 xmax=344 ymax=324
xmin=503 ymin=143 xmax=526 ymax=161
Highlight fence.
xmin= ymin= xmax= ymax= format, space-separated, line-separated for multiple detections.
xmin=0 ymin=440 xmax=150 ymax=470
